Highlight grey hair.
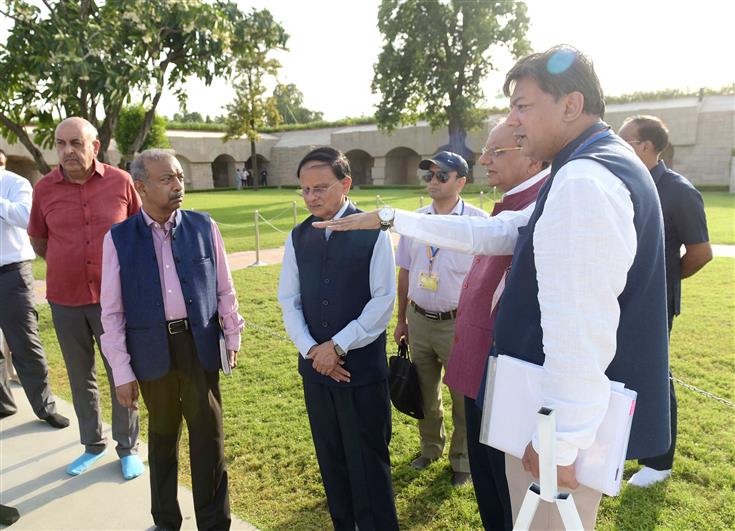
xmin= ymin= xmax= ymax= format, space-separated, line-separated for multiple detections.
xmin=129 ymin=149 xmax=177 ymax=181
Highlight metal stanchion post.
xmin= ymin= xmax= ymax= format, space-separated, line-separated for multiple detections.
xmin=419 ymin=196 xmax=424 ymax=208
xmin=493 ymin=186 xmax=498 ymax=202
xmin=250 ymin=210 xmax=267 ymax=267
xmin=292 ymin=201 xmax=298 ymax=227
xmin=376 ymin=194 xmax=381 ymax=208
xmin=480 ymin=191 xmax=484 ymax=210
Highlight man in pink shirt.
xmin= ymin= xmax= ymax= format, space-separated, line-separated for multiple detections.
xmin=100 ymin=149 xmax=243 ymax=530
xmin=28 ymin=117 xmax=143 ymax=479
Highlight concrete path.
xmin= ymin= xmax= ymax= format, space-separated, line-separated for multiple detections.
xmin=32 ymin=239 xmax=734 ymax=304
xmin=0 ymin=383 xmax=257 ymax=530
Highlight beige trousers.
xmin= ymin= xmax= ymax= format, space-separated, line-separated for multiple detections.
xmin=406 ymin=304 xmax=469 ymax=472
xmin=505 ymin=454 xmax=602 ymax=530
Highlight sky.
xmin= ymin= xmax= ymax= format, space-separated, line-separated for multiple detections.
xmin=2 ymin=1 xmax=734 ymax=121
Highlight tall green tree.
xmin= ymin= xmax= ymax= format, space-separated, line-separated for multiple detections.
xmin=224 ymin=9 xmax=288 ymax=189
xmin=272 ymin=83 xmax=324 ymax=125
xmin=373 ymin=0 xmax=530 ymax=162
xmin=115 ymin=104 xmax=170 ymax=163
xmin=0 ymin=0 xmax=245 ymax=173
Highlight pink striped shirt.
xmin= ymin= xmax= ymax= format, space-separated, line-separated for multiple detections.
xmin=100 ymin=209 xmax=243 ymax=386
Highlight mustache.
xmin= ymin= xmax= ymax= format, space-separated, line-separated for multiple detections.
xmin=170 ymin=193 xmax=184 ymax=200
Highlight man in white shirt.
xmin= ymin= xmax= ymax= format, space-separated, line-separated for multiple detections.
xmin=0 ymin=150 xmax=69 ymax=430
xmin=315 ymin=45 xmax=671 ymax=530
xmin=278 ymin=147 xmax=399 ymax=530
xmin=394 ymin=151 xmax=487 ymax=487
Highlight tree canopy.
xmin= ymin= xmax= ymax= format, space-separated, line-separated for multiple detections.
xmin=0 ymin=0 xmax=263 ymax=172
xmin=224 ymin=8 xmax=289 ymax=188
xmin=272 ymin=83 xmax=324 ymax=125
xmin=115 ymin=105 xmax=170 ymax=160
xmin=372 ymin=0 xmax=530 ymax=161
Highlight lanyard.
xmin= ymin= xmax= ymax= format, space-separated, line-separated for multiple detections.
xmin=426 ymin=199 xmax=465 ymax=271
xmin=569 ymin=127 xmax=612 ymax=159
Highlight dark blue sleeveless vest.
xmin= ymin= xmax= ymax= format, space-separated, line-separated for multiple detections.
xmin=492 ymin=122 xmax=670 ymax=459
xmin=110 ymin=210 xmax=221 ymax=381
xmin=291 ymin=202 xmax=388 ymax=387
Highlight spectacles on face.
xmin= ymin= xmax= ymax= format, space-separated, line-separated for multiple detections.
xmin=481 ymin=146 xmax=523 ymax=158
xmin=297 ymin=179 xmax=342 ymax=198
xmin=421 ymin=170 xmax=452 ymax=183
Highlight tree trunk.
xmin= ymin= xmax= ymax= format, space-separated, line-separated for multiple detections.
xmin=0 ymin=112 xmax=52 ymax=175
xmin=250 ymin=136 xmax=259 ymax=191
xmin=129 ymin=89 xmax=164 ymax=157
xmin=447 ymin=111 xmax=472 ymax=182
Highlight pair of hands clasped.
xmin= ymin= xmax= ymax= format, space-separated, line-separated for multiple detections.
xmin=308 ymin=340 xmax=351 ymax=383
xmin=115 ymin=350 xmax=239 ymax=409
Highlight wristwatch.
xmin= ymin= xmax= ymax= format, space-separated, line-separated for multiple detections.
xmin=378 ymin=206 xmax=395 ymax=231
xmin=333 ymin=343 xmax=347 ymax=358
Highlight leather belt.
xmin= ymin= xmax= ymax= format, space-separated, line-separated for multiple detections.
xmin=166 ymin=319 xmax=190 ymax=335
xmin=0 ymin=261 xmax=29 ymax=274
xmin=410 ymin=301 xmax=457 ymax=321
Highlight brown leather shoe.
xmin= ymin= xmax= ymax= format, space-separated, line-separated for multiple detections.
xmin=452 ymin=471 xmax=472 ymax=487
xmin=410 ymin=456 xmax=438 ymax=470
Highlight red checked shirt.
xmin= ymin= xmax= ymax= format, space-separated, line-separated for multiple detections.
xmin=28 ymin=159 xmax=141 ymax=306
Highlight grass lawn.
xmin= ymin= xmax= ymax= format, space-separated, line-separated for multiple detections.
xmin=27 ymin=189 xmax=734 ymax=281
xmin=38 ymin=257 xmax=734 ymax=530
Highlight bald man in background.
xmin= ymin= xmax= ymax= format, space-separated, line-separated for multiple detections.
xmin=28 ymin=117 xmax=144 ymax=479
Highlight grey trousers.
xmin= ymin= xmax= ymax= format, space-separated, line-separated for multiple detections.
xmin=49 ymin=302 xmax=139 ymax=457
xmin=0 ymin=262 xmax=57 ymax=419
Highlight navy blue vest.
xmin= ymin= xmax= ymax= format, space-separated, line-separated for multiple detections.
xmin=291 ymin=203 xmax=388 ymax=387
xmin=492 ymin=123 xmax=671 ymax=459
xmin=110 ymin=210 xmax=221 ymax=381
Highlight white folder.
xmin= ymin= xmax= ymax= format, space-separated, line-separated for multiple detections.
xmin=479 ymin=355 xmax=636 ymax=496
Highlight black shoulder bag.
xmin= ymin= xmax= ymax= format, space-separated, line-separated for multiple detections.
xmin=388 ymin=340 xmax=424 ymax=419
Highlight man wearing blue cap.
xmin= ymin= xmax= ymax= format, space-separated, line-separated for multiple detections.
xmin=394 ymin=151 xmax=488 ymax=486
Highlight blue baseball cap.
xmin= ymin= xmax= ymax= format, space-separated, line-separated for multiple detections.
xmin=419 ymin=151 xmax=469 ymax=177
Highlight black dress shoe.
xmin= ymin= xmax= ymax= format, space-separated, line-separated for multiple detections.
xmin=0 ymin=504 xmax=20 ymax=526
xmin=410 ymin=456 xmax=438 ymax=470
xmin=41 ymin=412 xmax=70 ymax=429
xmin=452 ymin=471 xmax=472 ymax=487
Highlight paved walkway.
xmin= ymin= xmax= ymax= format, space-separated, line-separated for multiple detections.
xmin=31 ymin=240 xmax=734 ymax=304
xmin=0 ymin=383 xmax=257 ymax=530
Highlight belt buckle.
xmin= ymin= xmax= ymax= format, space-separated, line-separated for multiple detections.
xmin=425 ymin=310 xmax=440 ymax=320
xmin=167 ymin=319 xmax=188 ymax=335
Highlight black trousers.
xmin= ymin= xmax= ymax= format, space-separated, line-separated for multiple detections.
xmin=0 ymin=261 xmax=57 ymax=419
xmin=303 ymin=378 xmax=398 ymax=531
xmin=465 ymin=396 xmax=513 ymax=531
xmin=639 ymin=315 xmax=677 ymax=471
xmin=139 ymin=330 xmax=230 ymax=531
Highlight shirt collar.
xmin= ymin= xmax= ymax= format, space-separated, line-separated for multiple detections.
xmin=141 ymin=208 xmax=180 ymax=231
xmin=551 ymin=121 xmax=610 ymax=176
xmin=650 ymin=160 xmax=668 ymax=184
xmin=429 ymin=197 xmax=463 ymax=215
xmin=334 ymin=198 xmax=351 ymax=219
xmin=504 ymin=166 xmax=551 ymax=198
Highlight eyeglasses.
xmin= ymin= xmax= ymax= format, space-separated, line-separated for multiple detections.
xmin=421 ymin=170 xmax=452 ymax=183
xmin=297 ymin=179 xmax=342 ymax=198
xmin=481 ymin=146 xmax=523 ymax=158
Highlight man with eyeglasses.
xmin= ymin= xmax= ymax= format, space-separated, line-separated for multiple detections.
xmin=619 ymin=115 xmax=712 ymax=488
xmin=393 ymin=150 xmax=487 ymax=487
xmin=443 ymin=122 xmax=549 ymax=529
xmin=278 ymin=147 xmax=399 ymax=530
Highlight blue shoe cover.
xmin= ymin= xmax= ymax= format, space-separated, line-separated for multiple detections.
xmin=121 ymin=454 xmax=145 ymax=480
xmin=66 ymin=450 xmax=106 ymax=476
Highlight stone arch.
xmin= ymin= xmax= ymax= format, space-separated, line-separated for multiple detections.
xmin=5 ymin=155 xmax=41 ymax=184
xmin=245 ymin=153 xmax=270 ymax=186
xmin=175 ymin=154 xmax=192 ymax=189
xmin=385 ymin=147 xmax=420 ymax=185
xmin=211 ymin=154 xmax=236 ymax=188
xmin=345 ymin=149 xmax=374 ymax=186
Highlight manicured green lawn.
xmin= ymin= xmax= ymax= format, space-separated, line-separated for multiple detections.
xmin=38 ymin=257 xmax=734 ymax=530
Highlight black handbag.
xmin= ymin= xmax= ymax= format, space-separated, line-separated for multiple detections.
xmin=388 ymin=340 xmax=424 ymax=419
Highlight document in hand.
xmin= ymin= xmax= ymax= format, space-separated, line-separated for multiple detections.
xmin=219 ymin=329 xmax=231 ymax=375
xmin=479 ymin=355 xmax=637 ymax=496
